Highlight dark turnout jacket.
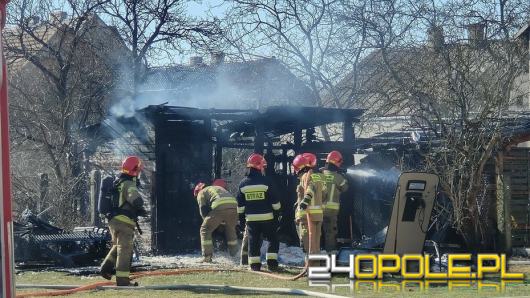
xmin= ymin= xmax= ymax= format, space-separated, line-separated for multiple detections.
xmin=236 ymin=170 xmax=281 ymax=222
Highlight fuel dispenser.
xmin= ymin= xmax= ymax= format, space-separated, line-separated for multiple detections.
xmin=383 ymin=172 xmax=439 ymax=254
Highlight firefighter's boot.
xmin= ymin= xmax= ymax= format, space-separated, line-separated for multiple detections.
xmin=267 ymin=259 xmax=279 ymax=272
xmin=250 ymin=263 xmax=261 ymax=271
xmin=99 ymin=261 xmax=114 ymax=280
xmin=116 ymin=277 xmax=138 ymax=287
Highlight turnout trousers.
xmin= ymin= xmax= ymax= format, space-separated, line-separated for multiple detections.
xmin=247 ymin=219 xmax=279 ymax=271
xmin=322 ymin=209 xmax=339 ymax=251
xmin=200 ymin=207 xmax=238 ymax=258
xmin=297 ymin=217 xmax=322 ymax=255
xmin=100 ymin=218 xmax=135 ymax=285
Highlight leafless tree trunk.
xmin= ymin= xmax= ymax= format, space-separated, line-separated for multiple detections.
xmin=102 ymin=0 xmax=221 ymax=95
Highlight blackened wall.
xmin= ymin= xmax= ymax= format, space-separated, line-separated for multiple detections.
xmin=152 ymin=119 xmax=212 ymax=253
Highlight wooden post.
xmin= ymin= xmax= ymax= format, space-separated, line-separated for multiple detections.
xmin=294 ymin=127 xmax=302 ymax=154
xmin=89 ymin=170 xmax=102 ymax=227
xmin=214 ymin=145 xmax=222 ymax=179
xmin=342 ymin=119 xmax=355 ymax=167
xmin=505 ymin=175 xmax=512 ymax=253
xmin=495 ymin=152 xmax=512 ymax=253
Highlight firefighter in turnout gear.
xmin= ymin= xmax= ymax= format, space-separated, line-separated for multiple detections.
xmin=240 ymin=154 xmax=267 ymax=266
xmin=194 ymin=179 xmax=239 ymax=262
xmin=100 ymin=156 xmax=147 ymax=286
xmin=321 ymin=151 xmax=349 ymax=252
xmin=237 ymin=153 xmax=281 ymax=271
xmin=293 ymin=154 xmax=326 ymax=259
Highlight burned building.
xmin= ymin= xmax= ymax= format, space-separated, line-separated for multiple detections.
xmin=143 ymin=105 xmax=363 ymax=253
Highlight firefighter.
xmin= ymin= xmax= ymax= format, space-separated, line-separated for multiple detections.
xmin=194 ymin=178 xmax=239 ymax=262
xmin=293 ymin=154 xmax=325 ymax=259
xmin=321 ymin=151 xmax=349 ymax=252
xmin=100 ymin=156 xmax=147 ymax=286
xmin=237 ymin=153 xmax=281 ymax=271
xmin=240 ymin=155 xmax=267 ymax=266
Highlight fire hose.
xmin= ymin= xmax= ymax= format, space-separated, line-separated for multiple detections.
xmin=17 ymin=283 xmax=348 ymax=298
xmin=17 ymin=176 xmax=319 ymax=297
xmin=16 ymin=213 xmax=315 ymax=297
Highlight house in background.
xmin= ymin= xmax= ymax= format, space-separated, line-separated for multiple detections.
xmin=117 ymin=54 xmax=315 ymax=113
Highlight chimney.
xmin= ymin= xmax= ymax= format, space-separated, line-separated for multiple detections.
xmin=49 ymin=11 xmax=67 ymax=23
xmin=427 ymin=26 xmax=444 ymax=50
xmin=211 ymin=52 xmax=225 ymax=65
xmin=30 ymin=16 xmax=40 ymax=25
xmin=189 ymin=56 xmax=204 ymax=67
xmin=467 ymin=23 xmax=486 ymax=45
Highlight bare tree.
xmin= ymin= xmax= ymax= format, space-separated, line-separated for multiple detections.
xmin=4 ymin=0 xmax=122 ymax=226
xmin=102 ymin=0 xmax=221 ymax=94
xmin=224 ymin=0 xmax=374 ymax=139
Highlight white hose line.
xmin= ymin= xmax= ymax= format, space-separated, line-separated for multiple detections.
xmin=17 ymin=283 xmax=349 ymax=298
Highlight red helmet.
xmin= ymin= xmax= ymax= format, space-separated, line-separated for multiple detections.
xmin=247 ymin=153 xmax=267 ymax=171
xmin=326 ymin=151 xmax=343 ymax=167
xmin=292 ymin=154 xmax=310 ymax=174
xmin=212 ymin=179 xmax=227 ymax=189
xmin=194 ymin=182 xmax=206 ymax=197
xmin=302 ymin=153 xmax=317 ymax=168
xmin=121 ymin=156 xmax=143 ymax=176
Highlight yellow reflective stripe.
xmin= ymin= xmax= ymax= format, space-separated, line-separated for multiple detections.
xmin=324 ymin=174 xmax=334 ymax=183
xmin=272 ymin=202 xmax=281 ymax=210
xmin=324 ymin=202 xmax=340 ymax=210
xmin=308 ymin=205 xmax=321 ymax=209
xmin=266 ymin=253 xmax=278 ymax=260
xmin=237 ymin=206 xmax=245 ymax=214
xmin=116 ymin=271 xmax=130 ymax=278
xmin=339 ymin=180 xmax=347 ymax=187
xmin=127 ymin=186 xmax=138 ymax=201
xmin=311 ymin=174 xmax=323 ymax=182
xmin=202 ymin=240 xmax=213 ymax=246
xmin=308 ymin=208 xmax=323 ymax=214
xmin=246 ymin=213 xmax=274 ymax=221
xmin=211 ymin=197 xmax=237 ymax=209
xmin=227 ymin=240 xmax=238 ymax=246
xmin=329 ymin=184 xmax=336 ymax=203
xmin=241 ymin=185 xmax=269 ymax=193
xmin=249 ymin=256 xmax=261 ymax=264
xmin=113 ymin=215 xmax=135 ymax=226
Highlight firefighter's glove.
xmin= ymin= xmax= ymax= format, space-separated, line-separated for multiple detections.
xmin=299 ymin=201 xmax=308 ymax=210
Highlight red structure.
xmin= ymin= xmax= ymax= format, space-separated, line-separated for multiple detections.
xmin=0 ymin=1 xmax=14 ymax=297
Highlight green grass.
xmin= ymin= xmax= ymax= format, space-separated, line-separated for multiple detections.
xmin=15 ymin=265 xmax=530 ymax=297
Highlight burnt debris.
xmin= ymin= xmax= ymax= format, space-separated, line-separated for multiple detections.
xmin=142 ymin=105 xmax=363 ymax=253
